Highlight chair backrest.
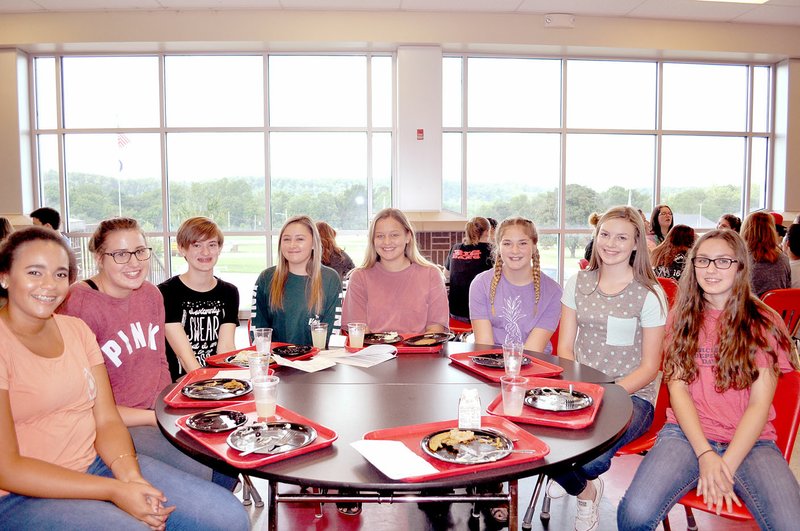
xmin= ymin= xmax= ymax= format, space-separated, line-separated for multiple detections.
xmin=761 ymin=288 xmax=800 ymax=338
xmin=656 ymin=277 xmax=679 ymax=309
xmin=548 ymin=324 xmax=560 ymax=355
xmin=578 ymin=258 xmax=590 ymax=270
xmin=773 ymin=370 xmax=800 ymax=458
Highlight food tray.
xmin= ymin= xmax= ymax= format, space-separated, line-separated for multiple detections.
xmin=345 ymin=334 xmax=444 ymax=354
xmin=163 ymin=368 xmax=254 ymax=408
xmin=486 ymin=378 xmax=605 ymax=430
xmin=204 ymin=343 xmax=319 ymax=368
xmin=175 ymin=403 xmax=338 ymax=468
xmin=448 ymin=350 xmax=564 ymax=382
xmin=362 ymin=416 xmax=548 ymax=482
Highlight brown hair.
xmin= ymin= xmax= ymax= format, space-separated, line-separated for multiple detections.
xmin=0 ymin=226 xmax=78 ymax=298
xmin=0 ymin=217 xmax=13 ymax=242
xmin=741 ymin=211 xmax=782 ymax=263
xmin=718 ymin=214 xmax=742 ymax=233
xmin=176 ymin=216 xmax=224 ymax=249
xmin=88 ymin=217 xmax=146 ymax=256
xmin=650 ymin=224 xmax=696 ymax=269
xmin=489 ymin=217 xmax=541 ymax=316
xmin=649 ymin=204 xmax=674 ymax=244
xmin=316 ymin=221 xmax=345 ymax=265
xmin=269 ymin=215 xmax=324 ymax=314
xmin=664 ymin=230 xmax=799 ymax=390
xmin=463 ymin=217 xmax=490 ymax=245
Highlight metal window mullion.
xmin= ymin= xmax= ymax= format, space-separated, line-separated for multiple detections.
xmin=559 ymin=58 xmax=568 ymax=285
xmin=264 ymin=53 xmax=272 ymax=267
xmin=461 ymin=54 xmax=468 ymax=216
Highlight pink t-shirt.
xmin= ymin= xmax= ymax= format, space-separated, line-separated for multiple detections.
xmin=60 ymin=281 xmax=171 ymax=409
xmin=0 ymin=315 xmax=103 ymax=496
xmin=665 ymin=308 xmax=794 ymax=442
xmin=341 ymin=262 xmax=449 ymax=334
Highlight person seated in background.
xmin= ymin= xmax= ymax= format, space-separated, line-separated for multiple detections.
xmin=252 ymin=215 xmax=341 ymax=346
xmin=341 ymin=208 xmax=448 ymax=335
xmin=583 ymin=212 xmax=601 ymax=261
xmin=0 ymin=217 xmax=12 ymax=243
xmin=469 ymin=217 xmax=561 ymax=354
xmin=0 ymin=227 xmax=248 ymax=530
xmin=316 ymin=221 xmax=356 ymax=281
xmin=717 ymin=213 xmax=742 ymax=232
xmin=651 ymin=224 xmax=695 ymax=281
xmin=445 ymin=216 xmax=494 ymax=323
xmin=158 ymin=216 xmax=239 ymax=381
xmin=29 ymin=206 xmax=61 ymax=231
xmin=647 ymin=204 xmax=674 ymax=251
xmin=741 ymin=211 xmax=790 ymax=298
xmin=771 ymin=212 xmax=787 ymax=244
xmin=618 ymin=230 xmax=800 ymax=530
xmin=60 ymin=217 xmax=238 ymax=490
xmin=783 ymin=223 xmax=800 ymax=288
xmin=486 ymin=216 xmax=498 ymax=243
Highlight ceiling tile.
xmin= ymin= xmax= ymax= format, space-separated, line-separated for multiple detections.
xmin=733 ymin=4 xmax=800 ymax=25
xmin=517 ymin=0 xmax=645 ymax=18
xmin=33 ymin=0 xmax=162 ymax=11
xmin=280 ymin=0 xmax=401 ymax=10
xmin=0 ymin=0 xmax=45 ymax=12
xmin=400 ymin=0 xmax=522 ymax=13
xmin=630 ymin=0 xmax=755 ymax=22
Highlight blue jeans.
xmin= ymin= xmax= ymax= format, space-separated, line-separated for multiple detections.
xmin=552 ymin=395 xmax=654 ymax=496
xmin=0 ymin=454 xmax=249 ymax=531
xmin=130 ymin=425 xmax=238 ymax=491
xmin=617 ymin=423 xmax=800 ymax=531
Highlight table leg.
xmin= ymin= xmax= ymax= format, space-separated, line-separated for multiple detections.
xmin=509 ymin=479 xmax=519 ymax=531
xmin=268 ymin=479 xmax=278 ymax=531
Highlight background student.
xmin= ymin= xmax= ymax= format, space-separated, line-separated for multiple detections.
xmin=446 ymin=216 xmax=494 ymax=323
xmin=158 ymin=216 xmax=239 ymax=380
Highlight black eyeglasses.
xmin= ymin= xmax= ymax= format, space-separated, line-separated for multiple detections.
xmin=692 ymin=257 xmax=738 ymax=270
xmin=104 ymin=247 xmax=152 ymax=264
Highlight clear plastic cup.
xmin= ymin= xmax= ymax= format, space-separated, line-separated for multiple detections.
xmin=253 ymin=375 xmax=279 ymax=420
xmin=347 ymin=322 xmax=367 ymax=348
xmin=247 ymin=352 xmax=271 ymax=380
xmin=310 ymin=322 xmax=328 ymax=349
xmin=500 ymin=375 xmax=528 ymax=416
xmin=253 ymin=328 xmax=272 ymax=356
xmin=502 ymin=340 xmax=524 ymax=377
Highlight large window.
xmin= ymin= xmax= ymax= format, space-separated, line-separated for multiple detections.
xmin=32 ymin=54 xmax=392 ymax=306
xmin=443 ymin=57 xmax=772 ymax=281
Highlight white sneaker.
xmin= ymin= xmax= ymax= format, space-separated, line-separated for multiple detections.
xmin=546 ymin=479 xmax=567 ymax=499
xmin=574 ymin=477 xmax=603 ymax=531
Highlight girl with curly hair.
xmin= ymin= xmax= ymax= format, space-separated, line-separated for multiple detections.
xmin=651 ymin=224 xmax=695 ymax=281
xmin=741 ymin=211 xmax=791 ymax=297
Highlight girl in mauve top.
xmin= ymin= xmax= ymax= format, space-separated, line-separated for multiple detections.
xmin=60 ymin=217 xmax=236 ymax=489
xmin=469 ymin=216 xmax=561 ymax=353
xmin=553 ymin=206 xmax=667 ymax=531
xmin=618 ymin=229 xmax=800 ymax=530
xmin=0 ymin=227 xmax=247 ymax=530
xmin=341 ymin=208 xmax=448 ymax=335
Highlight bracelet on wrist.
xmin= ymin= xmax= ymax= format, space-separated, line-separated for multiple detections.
xmin=108 ymin=452 xmax=138 ymax=469
xmin=696 ymin=448 xmax=715 ymax=460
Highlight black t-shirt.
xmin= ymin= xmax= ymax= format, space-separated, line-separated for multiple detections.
xmin=158 ymin=275 xmax=240 ymax=380
xmin=445 ymin=242 xmax=494 ymax=320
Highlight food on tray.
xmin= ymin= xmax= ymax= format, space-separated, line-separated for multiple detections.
xmin=412 ymin=338 xmax=437 ymax=345
xmin=428 ymin=429 xmax=475 ymax=451
xmin=222 ymin=380 xmax=246 ymax=391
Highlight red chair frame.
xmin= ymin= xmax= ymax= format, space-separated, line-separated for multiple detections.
xmin=761 ymin=288 xmax=800 ymax=338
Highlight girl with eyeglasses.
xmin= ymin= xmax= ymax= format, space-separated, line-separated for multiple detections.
xmin=552 ymin=206 xmax=667 ymax=531
xmin=618 ymin=230 xmax=800 ymax=530
xmin=0 ymin=227 xmax=248 ymax=530
xmin=60 ymin=217 xmax=237 ymax=490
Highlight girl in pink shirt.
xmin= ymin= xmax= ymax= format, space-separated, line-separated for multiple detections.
xmin=619 ymin=229 xmax=800 ymax=530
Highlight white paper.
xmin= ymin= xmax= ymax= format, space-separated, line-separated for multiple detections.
xmin=350 ymin=439 xmax=438 ymax=480
xmin=271 ymin=354 xmax=337 ymax=373
xmin=327 ymin=334 xmax=348 ymax=348
xmin=314 ymin=349 xmax=353 ymax=359
xmin=213 ymin=369 xmax=251 ymax=380
xmin=334 ymin=344 xmax=397 ymax=367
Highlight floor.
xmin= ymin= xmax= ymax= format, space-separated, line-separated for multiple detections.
xmin=234 ymin=445 xmax=800 ymax=530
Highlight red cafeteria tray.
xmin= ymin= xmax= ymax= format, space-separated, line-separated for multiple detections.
xmin=448 ymin=350 xmax=564 ymax=382
xmin=486 ymin=378 xmax=605 ymax=430
xmin=345 ymin=335 xmax=444 ymax=354
xmin=163 ymin=368 xmax=255 ymax=408
xmin=205 ymin=342 xmax=319 ymax=368
xmin=362 ymin=416 xmax=549 ymax=483
xmin=176 ymin=402 xmax=338 ymax=469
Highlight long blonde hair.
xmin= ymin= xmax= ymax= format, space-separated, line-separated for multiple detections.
xmin=269 ymin=215 xmax=325 ymax=314
xmin=359 ymin=208 xmax=436 ymax=269
xmin=489 ymin=217 xmax=541 ymax=316
xmin=588 ymin=206 xmax=661 ymax=300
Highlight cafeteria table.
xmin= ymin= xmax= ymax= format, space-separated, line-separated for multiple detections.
xmin=156 ymin=343 xmax=631 ymax=530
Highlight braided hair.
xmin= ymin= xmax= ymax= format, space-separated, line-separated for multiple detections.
xmin=489 ymin=217 xmax=541 ymax=316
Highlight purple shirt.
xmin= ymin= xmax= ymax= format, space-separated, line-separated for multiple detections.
xmin=59 ymin=281 xmax=171 ymax=410
xmin=341 ymin=262 xmax=449 ymax=334
xmin=469 ymin=270 xmax=562 ymax=352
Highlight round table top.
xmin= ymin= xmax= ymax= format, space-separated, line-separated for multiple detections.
xmin=156 ymin=343 xmax=631 ymax=491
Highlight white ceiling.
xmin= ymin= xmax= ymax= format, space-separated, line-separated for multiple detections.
xmin=1 ymin=0 xmax=800 ymax=26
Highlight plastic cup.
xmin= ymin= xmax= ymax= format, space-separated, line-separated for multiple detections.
xmin=253 ymin=328 xmax=272 ymax=356
xmin=502 ymin=340 xmax=524 ymax=377
xmin=253 ymin=375 xmax=279 ymax=419
xmin=247 ymin=352 xmax=271 ymax=380
xmin=500 ymin=375 xmax=528 ymax=416
xmin=347 ymin=322 xmax=367 ymax=348
xmin=310 ymin=322 xmax=328 ymax=349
